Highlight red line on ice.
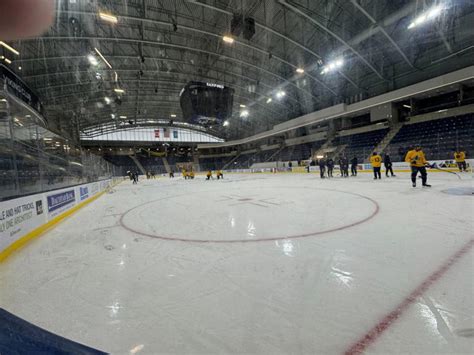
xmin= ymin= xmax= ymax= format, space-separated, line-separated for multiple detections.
xmin=345 ymin=238 xmax=474 ymax=355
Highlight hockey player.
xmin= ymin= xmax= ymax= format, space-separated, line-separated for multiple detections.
xmin=169 ymin=170 xmax=174 ymax=178
xmin=350 ymin=156 xmax=358 ymax=176
xmin=370 ymin=152 xmax=382 ymax=180
xmin=339 ymin=155 xmax=349 ymax=177
xmin=384 ymin=154 xmax=395 ymax=177
xmin=454 ymin=150 xmax=467 ymax=172
xmin=318 ymin=158 xmax=326 ymax=179
xmin=327 ymin=158 xmax=334 ymax=178
xmin=206 ymin=170 xmax=213 ymax=180
xmin=216 ymin=170 xmax=224 ymax=179
xmin=405 ymin=145 xmax=431 ymax=187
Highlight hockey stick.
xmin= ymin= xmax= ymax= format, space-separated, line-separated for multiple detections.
xmin=427 ymin=163 xmax=462 ymax=180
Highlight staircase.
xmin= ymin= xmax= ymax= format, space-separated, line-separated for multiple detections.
xmin=129 ymin=155 xmax=147 ymax=175
xmin=265 ymin=146 xmax=285 ymax=162
xmin=367 ymin=122 xmax=404 ymax=161
xmin=162 ymin=157 xmax=171 ymax=174
xmin=222 ymin=153 xmax=241 ymax=170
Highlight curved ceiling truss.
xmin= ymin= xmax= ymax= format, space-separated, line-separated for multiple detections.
xmin=5 ymin=0 xmax=473 ymax=141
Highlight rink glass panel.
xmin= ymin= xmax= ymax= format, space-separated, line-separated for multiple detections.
xmin=0 ymin=99 xmax=120 ymax=201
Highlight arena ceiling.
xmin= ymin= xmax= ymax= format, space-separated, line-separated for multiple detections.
xmin=6 ymin=0 xmax=474 ymax=141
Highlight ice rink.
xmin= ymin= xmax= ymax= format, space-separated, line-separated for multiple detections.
xmin=0 ymin=172 xmax=473 ymax=354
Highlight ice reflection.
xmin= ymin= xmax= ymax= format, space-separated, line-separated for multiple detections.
xmin=247 ymin=220 xmax=256 ymax=237
xmin=275 ymin=240 xmax=296 ymax=257
xmin=107 ymin=301 xmax=122 ymax=317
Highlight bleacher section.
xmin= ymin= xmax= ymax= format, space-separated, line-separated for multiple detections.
xmin=386 ymin=114 xmax=474 ymax=161
xmin=333 ymin=128 xmax=389 ymax=161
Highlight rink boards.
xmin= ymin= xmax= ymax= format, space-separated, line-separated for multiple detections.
xmin=0 ymin=179 xmax=121 ymax=261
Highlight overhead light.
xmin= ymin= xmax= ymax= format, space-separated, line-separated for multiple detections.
xmin=276 ymin=90 xmax=286 ymax=99
xmin=266 ymin=98 xmax=272 ymax=104
xmin=408 ymin=5 xmax=444 ymax=29
xmin=114 ymin=71 xmax=119 ymax=82
xmin=403 ymin=104 xmax=412 ymax=109
xmin=222 ymin=35 xmax=235 ymax=44
xmin=0 ymin=41 xmax=20 ymax=56
xmin=99 ymin=12 xmax=118 ymax=24
xmin=320 ymin=58 xmax=344 ymax=74
xmin=104 ymin=97 xmax=111 ymax=104
xmin=223 ymin=120 xmax=229 ymax=127
xmin=4 ymin=58 xmax=12 ymax=64
xmin=316 ymin=155 xmax=324 ymax=159
xmin=87 ymin=54 xmax=99 ymax=66
xmin=43 ymin=138 xmax=53 ymax=141
xmin=111 ymin=113 xmax=116 ymax=119
xmin=437 ymin=109 xmax=448 ymax=113
xmin=18 ymin=66 xmax=22 ymax=71
xmin=0 ymin=99 xmax=7 ymax=102
xmin=114 ymin=88 xmax=125 ymax=94
xmin=240 ymin=110 xmax=249 ymax=118
xmin=25 ymin=115 xmax=31 ymax=118
xmin=239 ymin=104 xmax=246 ymax=108
xmin=296 ymin=68 xmax=305 ymax=74
xmin=120 ymin=115 xmax=127 ymax=119
xmin=170 ymin=114 xmax=177 ymax=118
xmin=94 ymin=47 xmax=113 ymax=69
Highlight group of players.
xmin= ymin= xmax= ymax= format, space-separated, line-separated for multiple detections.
xmin=316 ymin=146 xmax=468 ymax=188
xmin=174 ymin=168 xmax=224 ymax=180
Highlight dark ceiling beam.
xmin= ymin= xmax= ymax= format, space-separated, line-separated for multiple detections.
xmin=30 ymin=36 xmax=322 ymax=100
xmin=278 ymin=0 xmax=385 ymax=80
xmin=349 ymin=0 xmax=415 ymax=69
xmin=51 ymin=9 xmax=337 ymax=94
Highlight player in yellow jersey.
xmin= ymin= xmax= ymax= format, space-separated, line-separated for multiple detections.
xmin=206 ymin=170 xmax=213 ymax=180
xmin=189 ymin=171 xmax=195 ymax=179
xmin=405 ymin=145 xmax=431 ymax=187
xmin=370 ymin=152 xmax=382 ymax=180
xmin=454 ymin=150 xmax=467 ymax=172
xmin=216 ymin=170 xmax=223 ymax=179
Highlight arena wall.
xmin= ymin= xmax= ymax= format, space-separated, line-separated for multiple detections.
xmin=0 ymin=178 xmax=122 ymax=262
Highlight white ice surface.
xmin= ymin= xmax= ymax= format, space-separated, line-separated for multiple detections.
xmin=0 ymin=172 xmax=473 ymax=354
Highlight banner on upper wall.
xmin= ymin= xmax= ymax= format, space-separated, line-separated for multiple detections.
xmin=0 ymin=64 xmax=43 ymax=115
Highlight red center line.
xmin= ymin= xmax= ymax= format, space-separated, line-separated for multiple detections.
xmin=345 ymin=239 xmax=474 ymax=355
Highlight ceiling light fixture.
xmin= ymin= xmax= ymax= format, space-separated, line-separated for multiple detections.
xmin=222 ymin=35 xmax=235 ymax=44
xmin=94 ymin=47 xmax=113 ymax=69
xmin=119 ymin=115 xmax=127 ymax=119
xmin=223 ymin=120 xmax=229 ymax=127
xmin=104 ymin=97 xmax=111 ymax=104
xmin=4 ymin=58 xmax=12 ymax=64
xmin=170 ymin=114 xmax=177 ymax=118
xmin=114 ymin=88 xmax=125 ymax=94
xmin=296 ymin=68 xmax=305 ymax=74
xmin=403 ymin=104 xmax=412 ymax=109
xmin=276 ymin=90 xmax=286 ymax=99
xmin=320 ymin=58 xmax=344 ymax=75
xmin=87 ymin=54 xmax=99 ymax=66
xmin=240 ymin=110 xmax=249 ymax=118
xmin=99 ymin=12 xmax=118 ymax=24
xmin=0 ymin=41 xmax=20 ymax=55
xmin=239 ymin=104 xmax=246 ymax=108
xmin=408 ymin=5 xmax=444 ymax=29
xmin=266 ymin=98 xmax=272 ymax=104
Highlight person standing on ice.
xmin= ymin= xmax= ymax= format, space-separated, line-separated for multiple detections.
xmin=318 ymin=157 xmax=326 ymax=179
xmin=405 ymin=145 xmax=431 ymax=188
xmin=384 ymin=153 xmax=395 ymax=177
xmin=327 ymin=158 xmax=334 ymax=178
xmin=339 ymin=155 xmax=349 ymax=177
xmin=370 ymin=152 xmax=382 ymax=180
xmin=350 ymin=156 xmax=358 ymax=176
xmin=454 ymin=150 xmax=467 ymax=172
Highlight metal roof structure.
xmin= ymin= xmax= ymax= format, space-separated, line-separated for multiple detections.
xmin=4 ymin=0 xmax=474 ymax=141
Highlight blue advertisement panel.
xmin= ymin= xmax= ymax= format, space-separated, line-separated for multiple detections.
xmin=47 ymin=190 xmax=75 ymax=213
